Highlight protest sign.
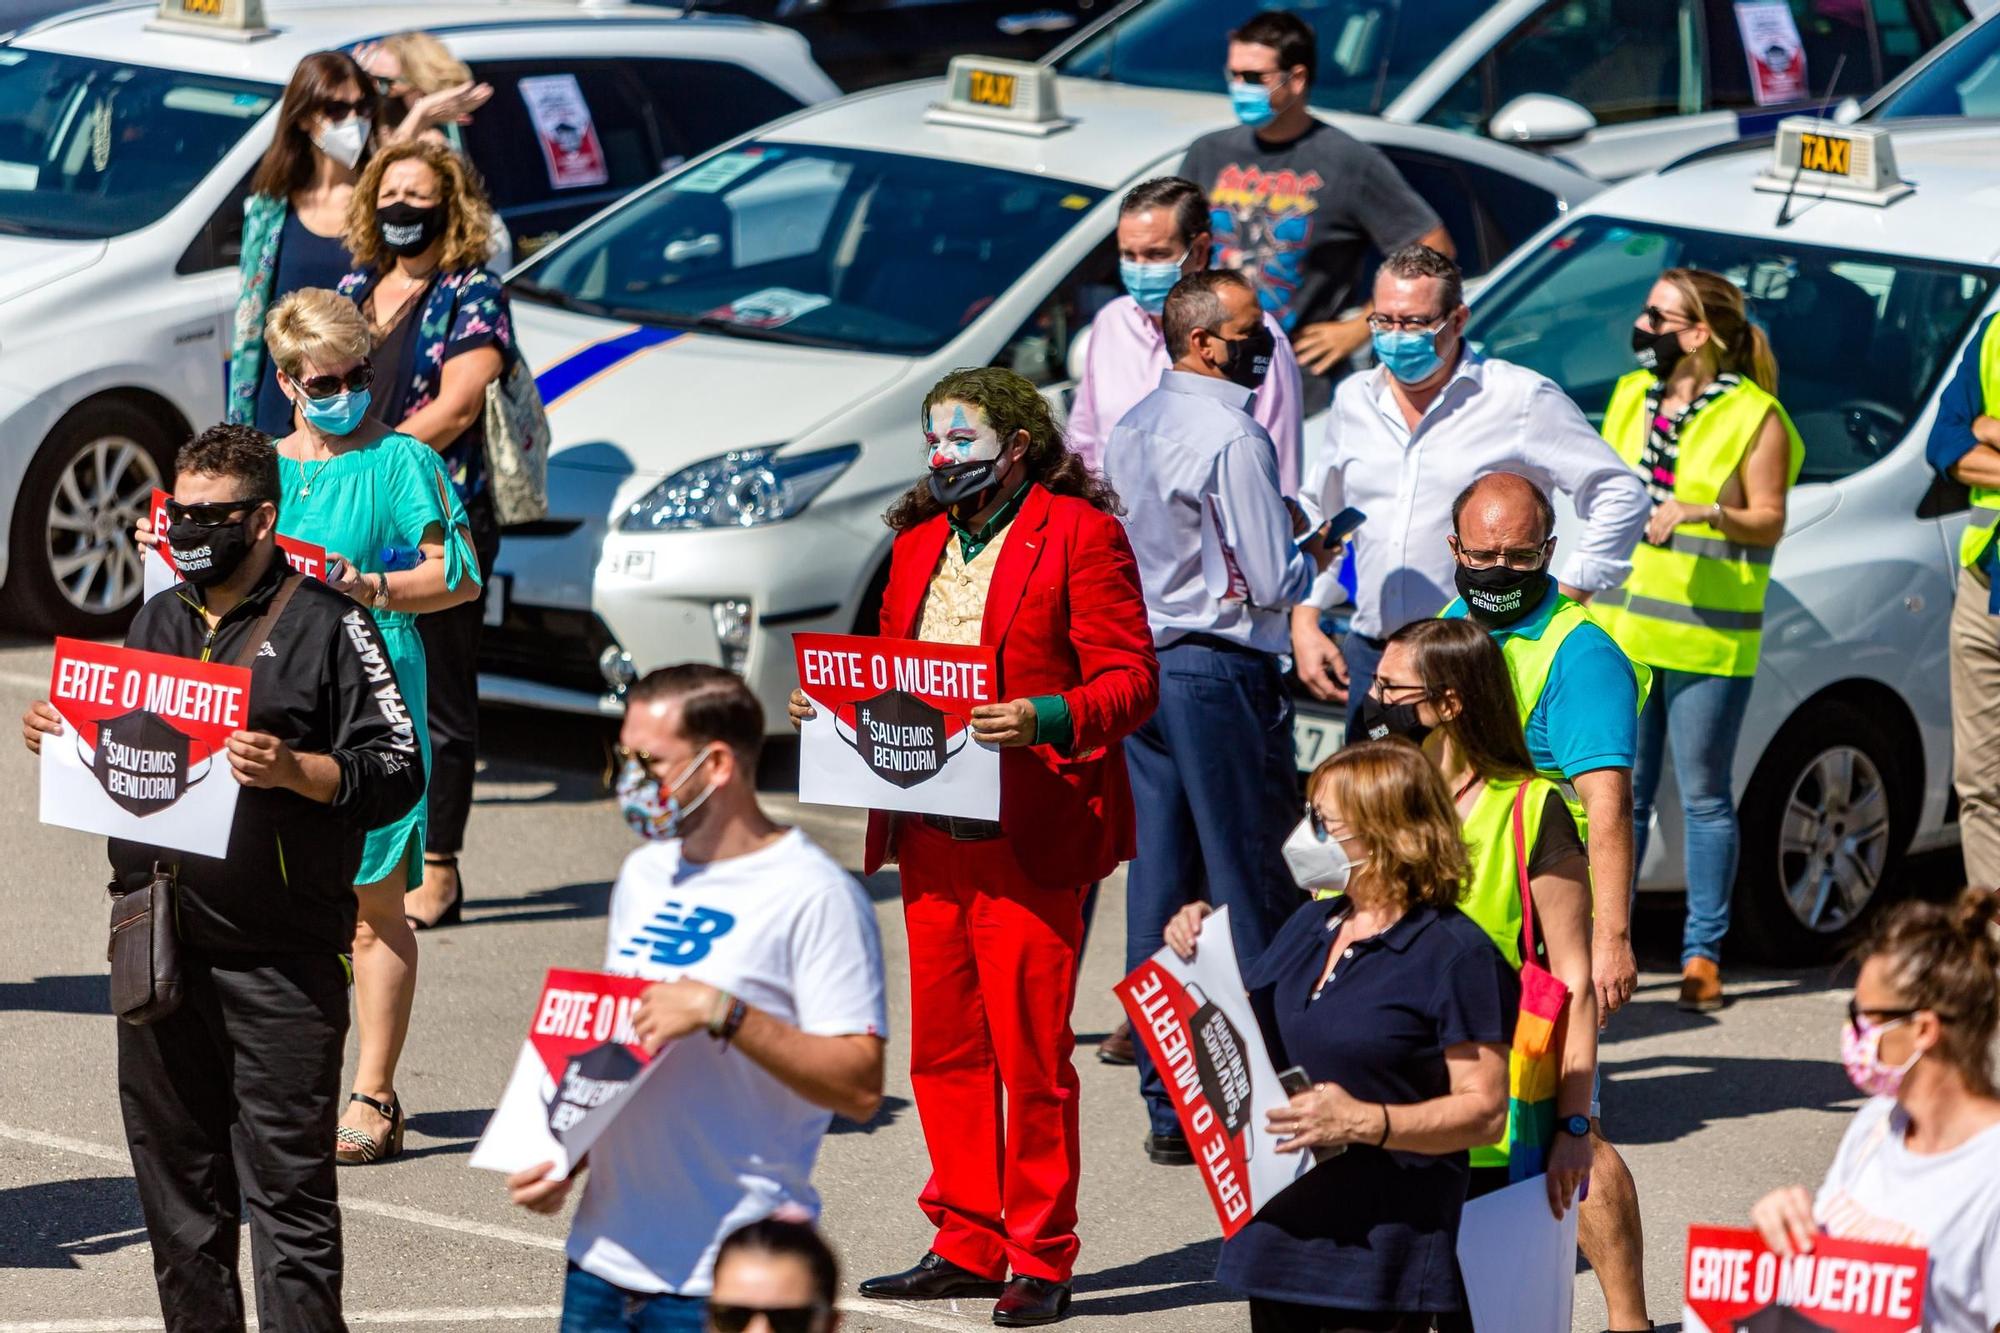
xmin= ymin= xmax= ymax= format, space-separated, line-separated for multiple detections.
xmin=143 ymin=488 xmax=329 ymax=601
xmin=41 ymin=637 xmax=251 ymax=856
xmin=518 ymin=73 xmax=610 ymax=190
xmin=1684 ymin=1225 xmax=1926 ymax=1333
xmin=1115 ymin=906 xmax=1310 ymax=1237
xmin=470 ymin=968 xmax=667 ymax=1180
xmin=793 ymin=631 xmax=1000 ymax=820
xmin=1458 ymin=1176 xmax=1578 ymax=1331
xmin=1735 ymin=2 xmax=1808 ymax=106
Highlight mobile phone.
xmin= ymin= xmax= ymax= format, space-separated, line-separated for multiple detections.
xmin=1298 ymin=505 xmax=1366 ymax=552
xmin=324 ymin=556 xmax=347 ymax=585
xmin=1277 ymin=1065 xmax=1345 ymax=1162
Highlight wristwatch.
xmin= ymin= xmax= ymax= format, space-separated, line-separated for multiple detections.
xmin=1559 ymin=1114 xmax=1591 ymax=1139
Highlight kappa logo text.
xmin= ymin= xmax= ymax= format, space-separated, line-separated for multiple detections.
xmin=341 ymin=609 xmax=418 ymax=754
xmin=616 ymin=901 xmax=736 ymax=967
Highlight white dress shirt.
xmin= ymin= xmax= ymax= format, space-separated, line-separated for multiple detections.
xmin=1105 ymin=370 xmax=1316 ymax=653
xmin=1300 ymin=351 xmax=1650 ymax=638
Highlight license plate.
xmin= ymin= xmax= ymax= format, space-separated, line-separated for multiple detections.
xmin=483 ymin=573 xmax=509 ymax=629
xmin=1293 ymin=710 xmax=1343 ymax=773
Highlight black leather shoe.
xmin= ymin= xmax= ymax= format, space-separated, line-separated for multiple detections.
xmin=1145 ymin=1131 xmax=1194 ymax=1166
xmin=858 ymin=1252 xmax=1005 ymax=1301
xmin=993 ymin=1275 xmax=1071 ymax=1326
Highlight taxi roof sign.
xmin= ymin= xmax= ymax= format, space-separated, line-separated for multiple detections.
xmin=147 ymin=0 xmax=274 ymax=41
xmin=925 ymin=56 xmax=1072 ymax=137
xmin=1753 ymin=117 xmax=1910 ymax=207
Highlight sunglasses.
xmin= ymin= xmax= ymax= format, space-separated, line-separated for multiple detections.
xmin=163 ymin=498 xmax=263 ymax=528
xmin=1639 ymin=305 xmax=1690 ymax=332
xmin=1305 ymin=804 xmax=1351 ymax=843
xmin=1847 ymin=1000 xmax=1950 ymax=1030
xmin=319 ymin=95 xmax=371 ymax=120
xmin=290 ymin=363 xmax=374 ymax=400
xmin=707 ymin=1303 xmax=829 ymax=1333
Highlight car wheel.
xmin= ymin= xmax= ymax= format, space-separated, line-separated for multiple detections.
xmin=4 ymin=401 xmax=171 ymax=636
xmin=1731 ymin=699 xmax=1909 ymax=962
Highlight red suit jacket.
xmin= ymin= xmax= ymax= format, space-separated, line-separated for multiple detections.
xmin=863 ymin=483 xmax=1159 ymax=890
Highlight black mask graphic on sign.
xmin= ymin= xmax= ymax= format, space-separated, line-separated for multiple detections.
xmin=547 ymin=1041 xmax=643 ymax=1143
xmin=87 ymin=710 xmax=207 ymax=817
xmin=835 ymin=689 xmax=969 ymax=789
xmin=1185 ymin=983 xmax=1254 ymax=1140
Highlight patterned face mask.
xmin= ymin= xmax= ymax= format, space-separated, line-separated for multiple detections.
xmin=616 ymin=745 xmax=716 ymax=842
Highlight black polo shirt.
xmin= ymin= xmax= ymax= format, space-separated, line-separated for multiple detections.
xmin=1215 ymin=896 xmax=1518 ymax=1313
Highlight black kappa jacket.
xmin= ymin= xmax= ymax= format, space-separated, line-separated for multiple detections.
xmin=108 ymin=558 xmax=425 ymax=954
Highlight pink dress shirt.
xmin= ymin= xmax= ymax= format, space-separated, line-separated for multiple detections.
xmin=1067 ymin=294 xmax=1305 ymax=495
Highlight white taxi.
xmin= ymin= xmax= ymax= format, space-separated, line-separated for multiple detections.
xmin=483 ymin=59 xmax=1600 ymax=723
xmin=0 ymin=0 xmax=833 ymax=635
xmin=1306 ymin=117 xmax=2000 ymax=959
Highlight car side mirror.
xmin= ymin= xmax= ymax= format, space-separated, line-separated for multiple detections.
xmin=1489 ymin=94 xmax=1597 ymax=148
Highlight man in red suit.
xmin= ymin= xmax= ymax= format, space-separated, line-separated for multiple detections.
xmin=790 ymin=367 xmax=1157 ymax=1326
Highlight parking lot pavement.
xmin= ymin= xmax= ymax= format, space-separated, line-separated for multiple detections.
xmin=0 ymin=632 xmax=1957 ymax=1332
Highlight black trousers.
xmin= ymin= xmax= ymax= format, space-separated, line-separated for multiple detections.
xmin=118 ymin=949 xmax=351 ymax=1333
xmin=1250 ymin=1300 xmax=1435 ymax=1332
xmin=419 ymin=497 xmax=500 ymax=858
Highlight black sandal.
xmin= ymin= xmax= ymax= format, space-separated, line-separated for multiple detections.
xmin=335 ymin=1092 xmax=404 ymax=1166
xmin=405 ymin=855 xmax=464 ymax=931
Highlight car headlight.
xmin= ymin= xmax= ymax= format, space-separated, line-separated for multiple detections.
xmin=620 ymin=444 xmax=860 ymax=532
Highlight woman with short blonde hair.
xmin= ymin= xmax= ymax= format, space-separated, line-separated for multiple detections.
xmin=264 ymin=285 xmax=371 ymax=377
xmin=1163 ymin=738 xmax=1517 ymax=1330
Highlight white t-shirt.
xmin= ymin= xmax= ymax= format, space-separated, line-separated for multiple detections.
xmin=566 ymin=828 xmax=887 ymax=1295
xmin=1815 ymin=1096 xmax=2000 ymax=1333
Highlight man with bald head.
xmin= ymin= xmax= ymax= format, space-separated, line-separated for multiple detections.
xmin=1440 ymin=469 xmax=1655 ymax=1333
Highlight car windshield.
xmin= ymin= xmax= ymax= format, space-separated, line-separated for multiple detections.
xmin=1870 ymin=17 xmax=2000 ymax=119
xmin=513 ymin=143 xmax=1106 ymax=356
xmin=1056 ymin=0 xmax=1490 ymax=114
xmin=0 ymin=47 xmax=275 ymax=239
xmin=1467 ymin=217 xmax=1997 ymax=485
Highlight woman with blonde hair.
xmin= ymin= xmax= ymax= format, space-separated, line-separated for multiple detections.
xmin=339 ymin=137 xmax=515 ymax=933
xmin=263 ymin=286 xmax=480 ymax=1163
xmin=1595 ymin=266 xmax=1803 ymax=1013
xmin=1163 ymin=739 xmax=1517 ymax=1331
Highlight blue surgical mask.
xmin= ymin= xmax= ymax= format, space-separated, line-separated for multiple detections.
xmin=1120 ymin=251 xmax=1188 ymax=315
xmin=1371 ymin=327 xmax=1445 ymax=384
xmin=297 ymin=387 xmax=372 ymax=437
xmin=1230 ymin=82 xmax=1276 ymax=128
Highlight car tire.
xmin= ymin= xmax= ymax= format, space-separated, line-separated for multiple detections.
xmin=3 ymin=400 xmax=172 ymax=636
xmin=1730 ymin=698 xmax=1910 ymax=963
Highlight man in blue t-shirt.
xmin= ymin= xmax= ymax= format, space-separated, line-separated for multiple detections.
xmin=1439 ymin=471 xmax=1654 ymax=1333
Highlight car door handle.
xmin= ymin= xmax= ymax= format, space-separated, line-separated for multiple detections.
xmin=997 ymin=10 xmax=1078 ymax=36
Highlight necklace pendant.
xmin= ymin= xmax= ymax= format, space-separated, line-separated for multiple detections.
xmin=300 ymin=484 xmax=310 ymax=496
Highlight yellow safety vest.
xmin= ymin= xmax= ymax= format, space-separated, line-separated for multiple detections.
xmin=1458 ymin=774 xmax=1559 ymax=1168
xmin=1958 ymin=315 xmax=2000 ymax=570
xmin=1593 ymin=370 xmax=1803 ymax=678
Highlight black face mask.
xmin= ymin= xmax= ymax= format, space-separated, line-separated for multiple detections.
xmin=1217 ymin=323 xmax=1276 ymax=390
xmin=377 ymin=200 xmax=446 ymax=258
xmin=1630 ymin=323 xmax=1686 ymax=375
xmin=165 ymin=513 xmax=257 ymax=588
xmin=927 ymin=452 xmax=1016 ymax=514
xmin=1455 ymin=562 xmax=1548 ymax=628
xmin=1353 ymin=694 xmax=1432 ymax=747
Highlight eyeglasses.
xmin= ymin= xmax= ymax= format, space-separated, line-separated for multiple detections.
xmin=707 ymin=1303 xmax=830 ymax=1333
xmin=163 ymin=498 xmax=261 ymax=528
xmin=1304 ymin=804 xmax=1352 ymax=843
xmin=319 ymin=95 xmax=371 ymax=120
xmin=291 ymin=363 xmax=374 ymax=400
xmin=371 ymin=76 xmax=398 ymax=97
xmin=1847 ymin=1000 xmax=1951 ymax=1030
xmin=1638 ymin=305 xmax=1691 ymax=333
xmin=1368 ymin=676 xmax=1429 ymax=703
xmin=1366 ymin=312 xmax=1448 ymax=334
xmin=1454 ymin=538 xmax=1552 ymax=571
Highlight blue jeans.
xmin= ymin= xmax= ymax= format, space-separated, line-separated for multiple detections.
xmin=560 ymin=1264 xmax=705 ymax=1333
xmin=1631 ymin=668 xmax=1754 ymax=966
xmin=1125 ymin=640 xmax=1302 ymax=1137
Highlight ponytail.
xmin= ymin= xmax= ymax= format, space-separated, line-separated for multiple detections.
xmin=1863 ymin=887 xmax=2000 ymax=1094
xmin=1661 ymin=267 xmax=1779 ymax=397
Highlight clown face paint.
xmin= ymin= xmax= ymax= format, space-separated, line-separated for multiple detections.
xmin=924 ymin=401 xmax=1004 ymax=471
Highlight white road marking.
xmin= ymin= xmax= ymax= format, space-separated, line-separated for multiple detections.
xmin=0 ymin=1311 xmax=563 ymax=1331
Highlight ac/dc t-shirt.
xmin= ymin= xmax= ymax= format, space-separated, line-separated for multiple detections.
xmin=566 ymin=829 xmax=888 ymax=1295
xmin=1181 ymin=121 xmax=1441 ymax=334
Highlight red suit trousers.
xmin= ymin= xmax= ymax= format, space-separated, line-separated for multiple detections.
xmin=898 ymin=820 xmax=1085 ymax=1283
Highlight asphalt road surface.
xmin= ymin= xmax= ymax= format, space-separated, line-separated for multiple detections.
xmin=0 ymin=632 xmax=1959 ymax=1333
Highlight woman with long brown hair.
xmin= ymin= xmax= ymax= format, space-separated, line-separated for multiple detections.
xmin=1596 ymin=266 xmax=1803 ymax=1013
xmin=1164 ymin=739 xmax=1516 ymax=1331
xmin=227 ymin=51 xmax=383 ymax=435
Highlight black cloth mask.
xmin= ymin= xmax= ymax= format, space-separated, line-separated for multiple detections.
xmin=838 ymin=689 xmax=967 ymax=789
xmin=1630 ymin=324 xmax=1686 ymax=374
xmin=166 ymin=514 xmax=255 ymax=588
xmin=1219 ymin=323 xmax=1276 ymax=391
xmin=1456 ymin=563 xmax=1548 ymax=629
xmin=377 ymin=201 xmax=446 ymax=258
xmin=1354 ymin=694 xmax=1432 ymax=747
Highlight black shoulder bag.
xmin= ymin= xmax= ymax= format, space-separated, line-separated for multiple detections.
xmin=107 ymin=573 xmax=303 ymax=1025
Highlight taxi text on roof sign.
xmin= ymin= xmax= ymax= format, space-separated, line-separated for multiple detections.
xmin=147 ymin=0 xmax=274 ymax=40
xmin=1753 ymin=116 xmax=1912 ymax=207
xmin=925 ymin=56 xmax=1073 ymax=137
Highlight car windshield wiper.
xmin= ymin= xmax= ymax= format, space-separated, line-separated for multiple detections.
xmin=507 ymin=279 xmax=614 ymax=318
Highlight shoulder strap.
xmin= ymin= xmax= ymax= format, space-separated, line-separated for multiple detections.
xmin=233 ymin=571 xmax=303 ymax=669
xmin=1511 ymin=780 xmax=1540 ymax=964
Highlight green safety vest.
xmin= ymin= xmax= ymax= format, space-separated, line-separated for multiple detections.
xmin=1593 ymin=370 xmax=1804 ymax=678
xmin=1458 ymin=774 xmax=1559 ymax=1168
xmin=1492 ymin=594 xmax=1652 ymax=788
xmin=1957 ymin=315 xmax=2000 ymax=570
